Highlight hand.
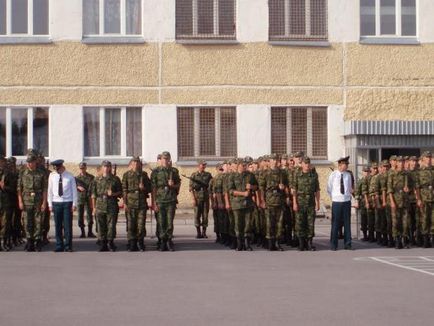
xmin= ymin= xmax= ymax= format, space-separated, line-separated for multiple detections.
xmin=107 ymin=189 xmax=112 ymax=197
xmin=18 ymin=201 xmax=24 ymax=211
xmin=0 ymin=181 xmax=5 ymax=189
xmin=315 ymin=203 xmax=320 ymax=211
xmin=92 ymin=208 xmax=96 ymax=216
xmin=153 ymin=204 xmax=159 ymax=213
xmin=390 ymin=200 xmax=396 ymax=210
xmin=168 ymin=179 xmax=174 ymax=187
xmin=225 ymin=203 xmax=231 ymax=210
xmin=293 ymin=202 xmax=299 ymax=212
xmin=77 ymin=186 xmax=85 ymax=192
xmin=49 ymin=206 xmax=53 ymax=213
xmin=417 ymin=200 xmax=423 ymax=209
xmin=382 ymin=202 xmax=386 ymax=208
xmin=192 ymin=199 xmax=197 ymax=207
xmin=139 ymin=183 xmax=144 ymax=190
xmin=72 ymin=206 xmax=77 ymax=213
xmin=278 ymin=183 xmax=285 ymax=191
xmin=40 ymin=202 xmax=46 ymax=212
xmin=354 ymin=202 xmax=359 ymax=209
xmin=260 ymin=201 xmax=266 ymax=209
xmin=246 ymin=183 xmax=251 ymax=190
xmin=403 ymin=187 xmax=409 ymax=193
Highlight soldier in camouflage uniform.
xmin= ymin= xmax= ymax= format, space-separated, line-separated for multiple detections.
xmin=415 ymin=151 xmax=434 ymax=248
xmin=189 ymin=160 xmax=213 ymax=239
xmin=91 ymin=160 xmax=122 ymax=252
xmin=37 ymin=153 xmax=51 ymax=245
xmin=378 ymin=160 xmax=391 ymax=246
xmin=363 ymin=163 xmax=379 ymax=243
xmin=355 ymin=166 xmax=370 ymax=241
xmin=388 ymin=156 xmax=414 ymax=249
xmin=406 ymin=156 xmax=420 ymax=245
xmin=76 ymin=162 xmax=96 ymax=238
xmin=223 ymin=158 xmax=238 ymax=249
xmin=5 ymin=157 xmax=21 ymax=248
xmin=17 ymin=154 xmax=48 ymax=252
xmin=151 ymin=151 xmax=181 ymax=252
xmin=210 ymin=163 xmax=224 ymax=243
xmin=0 ymin=156 xmax=9 ymax=251
xmin=122 ymin=156 xmax=152 ymax=252
xmin=259 ymin=154 xmax=288 ymax=251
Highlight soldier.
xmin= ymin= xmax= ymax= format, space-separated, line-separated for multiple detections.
xmin=407 ymin=156 xmax=420 ymax=245
xmin=0 ymin=156 xmax=9 ymax=250
xmin=151 ymin=151 xmax=181 ymax=252
xmin=5 ymin=157 xmax=21 ymax=248
xmin=36 ymin=153 xmax=51 ymax=245
xmin=363 ymin=162 xmax=379 ymax=243
xmin=91 ymin=160 xmax=122 ymax=252
xmin=219 ymin=160 xmax=231 ymax=247
xmin=253 ymin=156 xmax=267 ymax=248
xmin=415 ymin=151 xmax=434 ymax=248
xmin=354 ymin=166 xmax=370 ymax=241
xmin=259 ymin=154 xmax=288 ymax=251
xmin=388 ymin=156 xmax=414 ymax=249
xmin=189 ymin=160 xmax=213 ymax=239
xmin=210 ymin=163 xmax=224 ymax=243
xmin=17 ymin=154 xmax=48 ymax=252
xmin=76 ymin=162 xmax=96 ymax=238
xmin=122 ymin=156 xmax=152 ymax=252
xmin=223 ymin=158 xmax=238 ymax=249
xmin=379 ymin=160 xmax=391 ymax=246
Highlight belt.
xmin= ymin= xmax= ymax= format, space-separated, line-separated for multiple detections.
xmin=23 ymin=191 xmax=42 ymax=197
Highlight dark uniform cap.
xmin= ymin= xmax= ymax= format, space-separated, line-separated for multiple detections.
xmin=294 ymin=151 xmax=304 ymax=158
xmin=101 ymin=160 xmax=112 ymax=167
xmin=197 ymin=159 xmax=207 ymax=165
xmin=79 ymin=161 xmax=87 ymax=168
xmin=337 ymin=156 xmax=350 ymax=164
xmin=389 ymin=155 xmax=397 ymax=161
xmin=362 ymin=166 xmax=371 ymax=172
xmin=161 ymin=151 xmax=171 ymax=159
xmin=409 ymin=156 xmax=418 ymax=161
xmin=301 ymin=156 xmax=311 ymax=164
xmin=51 ymin=159 xmax=64 ymax=167
xmin=421 ymin=151 xmax=432 ymax=158
xmin=26 ymin=154 xmax=38 ymax=163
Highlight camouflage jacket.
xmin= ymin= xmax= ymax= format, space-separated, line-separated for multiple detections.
xmin=189 ymin=171 xmax=213 ymax=201
xmin=122 ymin=170 xmax=151 ymax=209
xmin=415 ymin=166 xmax=434 ymax=203
xmin=355 ymin=176 xmax=368 ymax=208
xmin=227 ymin=171 xmax=258 ymax=210
xmin=294 ymin=169 xmax=319 ymax=206
xmin=151 ymin=167 xmax=181 ymax=204
xmin=18 ymin=168 xmax=47 ymax=207
xmin=3 ymin=170 xmax=18 ymax=208
xmin=75 ymin=172 xmax=95 ymax=205
xmin=91 ymin=174 xmax=122 ymax=214
xmin=387 ymin=170 xmax=414 ymax=208
xmin=259 ymin=168 xmax=288 ymax=207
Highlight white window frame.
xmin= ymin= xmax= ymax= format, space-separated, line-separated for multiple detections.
xmin=83 ymin=0 xmax=143 ymax=37
xmin=360 ymin=0 xmax=417 ymax=38
xmin=1 ymin=0 xmax=49 ymax=36
xmin=1 ymin=107 xmax=49 ymax=158
xmin=83 ymin=106 xmax=143 ymax=159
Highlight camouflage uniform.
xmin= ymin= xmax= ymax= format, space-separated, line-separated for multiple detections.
xmin=0 ymin=162 xmax=9 ymax=250
xmin=4 ymin=162 xmax=20 ymax=247
xmin=189 ymin=167 xmax=213 ymax=238
xmin=210 ymin=166 xmax=225 ymax=243
xmin=223 ymin=165 xmax=236 ymax=249
xmin=75 ymin=170 xmax=95 ymax=237
xmin=355 ymin=169 xmax=369 ymax=240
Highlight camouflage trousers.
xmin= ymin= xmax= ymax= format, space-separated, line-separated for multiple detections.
xmin=0 ymin=208 xmax=10 ymax=240
xmin=359 ymin=207 xmax=368 ymax=232
xmin=233 ymin=208 xmax=253 ymax=239
xmin=252 ymin=206 xmax=265 ymax=236
xmin=22 ymin=206 xmax=43 ymax=241
xmin=157 ymin=202 xmax=176 ymax=241
xmin=419 ymin=201 xmax=433 ymax=235
xmin=385 ymin=206 xmax=392 ymax=236
xmin=391 ymin=206 xmax=411 ymax=238
xmin=377 ymin=208 xmax=387 ymax=234
xmin=7 ymin=206 xmax=22 ymax=240
xmin=367 ymin=207 xmax=377 ymax=235
xmin=295 ymin=203 xmax=315 ymax=239
xmin=227 ymin=209 xmax=235 ymax=237
xmin=127 ymin=208 xmax=147 ymax=241
xmin=96 ymin=211 xmax=117 ymax=241
xmin=78 ymin=201 xmax=93 ymax=229
xmin=408 ymin=202 xmax=419 ymax=238
xmin=213 ymin=208 xmax=226 ymax=234
xmin=194 ymin=200 xmax=209 ymax=228
xmin=41 ymin=208 xmax=50 ymax=239
xmin=283 ymin=204 xmax=293 ymax=239
xmin=265 ymin=206 xmax=284 ymax=240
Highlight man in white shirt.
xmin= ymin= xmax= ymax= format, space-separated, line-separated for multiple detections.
xmin=47 ymin=160 xmax=77 ymax=252
xmin=327 ymin=156 xmax=354 ymax=250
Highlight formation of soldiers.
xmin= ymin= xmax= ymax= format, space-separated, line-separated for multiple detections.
xmin=0 ymin=147 xmax=432 ymax=252
xmin=354 ymin=152 xmax=434 ymax=249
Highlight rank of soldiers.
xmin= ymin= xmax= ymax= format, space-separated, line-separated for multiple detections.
xmin=0 ymin=148 xmax=432 ymax=252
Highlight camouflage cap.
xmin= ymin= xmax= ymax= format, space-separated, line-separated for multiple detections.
xmin=380 ymin=160 xmax=390 ymax=167
xmin=257 ymin=156 xmax=263 ymax=162
xmin=79 ymin=161 xmax=87 ymax=168
xmin=244 ymin=156 xmax=253 ymax=164
xmin=101 ymin=160 xmax=112 ymax=167
xmin=161 ymin=151 xmax=171 ymax=159
xmin=389 ymin=155 xmax=397 ymax=161
xmin=156 ymin=154 xmax=162 ymax=160
xmin=362 ymin=166 xmax=371 ymax=172
xmin=252 ymin=159 xmax=259 ymax=165
xmin=269 ymin=153 xmax=279 ymax=161
xmin=370 ymin=162 xmax=378 ymax=169
xmin=294 ymin=151 xmax=304 ymax=158
xmin=403 ymin=156 xmax=409 ymax=161
xmin=409 ymin=156 xmax=418 ymax=161
xmin=130 ymin=156 xmax=141 ymax=162
xmin=288 ymin=153 xmax=295 ymax=160
xmin=263 ymin=155 xmax=270 ymax=161
xmin=395 ymin=156 xmax=404 ymax=162
xmin=26 ymin=154 xmax=37 ymax=163
xmin=197 ymin=159 xmax=207 ymax=165
xmin=301 ymin=156 xmax=311 ymax=164
xmin=281 ymin=154 xmax=288 ymax=160
xmin=421 ymin=151 xmax=432 ymax=158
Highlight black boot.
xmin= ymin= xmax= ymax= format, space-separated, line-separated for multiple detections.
xmin=99 ymin=240 xmax=109 ymax=252
xmin=35 ymin=240 xmax=42 ymax=252
xmin=26 ymin=239 xmax=35 ymax=252
xmin=230 ymin=237 xmax=237 ymax=250
xmin=159 ymin=240 xmax=168 ymax=252
xmin=202 ymin=227 xmax=208 ymax=239
xmin=269 ymin=238 xmax=278 ymax=251
xmin=256 ymin=235 xmax=263 ymax=248
xmin=245 ymin=237 xmax=253 ymax=251
xmin=307 ymin=238 xmax=316 ymax=251
xmin=361 ymin=231 xmax=368 ymax=241
xmin=215 ymin=233 xmax=221 ymax=243
xmin=368 ymin=231 xmax=375 ymax=243
xmin=108 ymin=240 xmax=117 ymax=252
xmin=423 ymin=235 xmax=431 ymax=248
xmin=80 ymin=227 xmax=86 ymax=238
xmin=128 ymin=240 xmax=139 ymax=252
xmin=292 ymin=236 xmax=299 ymax=248
xmin=388 ymin=234 xmax=394 ymax=248
xmin=236 ymin=237 xmax=243 ymax=251
xmin=298 ymin=237 xmax=305 ymax=251
xmin=276 ymin=239 xmax=284 ymax=251
xmin=138 ymin=239 xmax=145 ymax=252
xmin=0 ymin=239 xmax=8 ymax=252
xmin=404 ymin=237 xmax=410 ymax=249
xmin=376 ymin=232 xmax=382 ymax=245
xmin=395 ymin=236 xmax=403 ymax=249
xmin=88 ymin=226 xmax=96 ymax=238
xmin=196 ymin=227 xmax=203 ymax=239
xmin=167 ymin=239 xmax=175 ymax=252
xmin=381 ymin=233 xmax=388 ymax=246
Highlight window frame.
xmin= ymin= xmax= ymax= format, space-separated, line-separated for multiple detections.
xmin=177 ymin=106 xmax=237 ymax=161
xmin=271 ymin=106 xmax=328 ymax=161
xmin=83 ymin=106 xmax=143 ymax=159
xmin=360 ymin=0 xmax=418 ymax=40
xmin=176 ymin=0 xmax=237 ymax=41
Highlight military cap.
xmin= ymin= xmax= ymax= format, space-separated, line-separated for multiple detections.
xmin=101 ymin=160 xmax=112 ymax=167
xmin=197 ymin=159 xmax=207 ymax=165
xmin=362 ymin=166 xmax=370 ymax=172
xmin=389 ymin=155 xmax=397 ymax=161
xmin=244 ymin=156 xmax=253 ymax=164
xmin=421 ymin=151 xmax=432 ymax=158
xmin=257 ymin=156 xmax=263 ymax=162
xmin=337 ymin=156 xmax=350 ymax=164
xmin=294 ymin=151 xmax=304 ymax=158
xmin=395 ymin=156 xmax=404 ymax=162
xmin=301 ymin=156 xmax=311 ymax=164
xmin=51 ymin=159 xmax=64 ymax=167
xmin=252 ymin=159 xmax=259 ymax=165
xmin=161 ymin=151 xmax=171 ymax=159
xmin=288 ymin=153 xmax=295 ymax=160
xmin=156 ymin=154 xmax=162 ymax=160
xmin=79 ymin=161 xmax=87 ymax=168
xmin=26 ymin=154 xmax=37 ymax=163
xmin=403 ymin=156 xmax=409 ymax=161
xmin=370 ymin=162 xmax=378 ymax=169
xmin=281 ymin=154 xmax=288 ymax=160
xmin=380 ymin=160 xmax=390 ymax=167
xmin=130 ymin=156 xmax=141 ymax=162
xmin=269 ymin=153 xmax=279 ymax=160
xmin=409 ymin=156 xmax=418 ymax=161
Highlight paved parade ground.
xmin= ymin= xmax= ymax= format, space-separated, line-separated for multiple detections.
xmin=1 ymin=217 xmax=434 ymax=326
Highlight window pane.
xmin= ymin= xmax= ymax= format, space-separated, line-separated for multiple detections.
xmin=105 ymin=108 xmax=121 ymax=155
xmin=126 ymin=107 xmax=142 ymax=156
xmin=33 ymin=107 xmax=49 ymax=156
xmin=289 ymin=0 xmax=306 ymax=36
xmin=220 ymin=108 xmax=236 ymax=157
xmin=11 ymin=109 xmax=28 ymax=156
xmin=291 ymin=108 xmax=307 ymax=154
xmin=83 ymin=0 xmax=100 ymax=35
xmin=0 ymin=108 xmax=6 ymax=156
xmin=104 ymin=0 xmax=120 ymax=34
xmin=271 ymin=108 xmax=287 ymax=155
xmin=219 ymin=0 xmax=235 ymax=36
xmin=269 ymin=0 xmax=285 ymax=38
xmin=380 ymin=0 xmax=396 ymax=35
xmin=401 ymin=0 xmax=416 ymax=36
xmin=177 ymin=108 xmax=194 ymax=158
xmin=176 ymin=0 xmax=193 ymax=37
xmin=83 ymin=108 xmax=100 ymax=157
xmin=0 ymin=0 xmax=6 ymax=35
xmin=198 ymin=0 xmax=214 ymax=34
xmin=312 ymin=109 xmax=327 ymax=158
xmin=360 ymin=0 xmax=375 ymax=36
xmin=126 ymin=0 xmax=141 ymax=35
xmin=199 ymin=108 xmax=215 ymax=156
xmin=11 ymin=0 xmax=28 ymax=34
xmin=310 ymin=0 xmax=327 ymax=37
xmin=33 ymin=0 xmax=49 ymax=35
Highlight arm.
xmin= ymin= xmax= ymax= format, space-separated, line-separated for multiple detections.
xmin=71 ymin=175 xmax=78 ymax=210
xmin=47 ymin=173 xmax=53 ymax=210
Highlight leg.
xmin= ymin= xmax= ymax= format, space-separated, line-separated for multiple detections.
xmin=63 ymin=202 xmax=73 ymax=251
xmin=342 ymin=201 xmax=352 ymax=248
xmin=52 ymin=203 xmax=65 ymax=251
xmin=330 ymin=202 xmax=341 ymax=250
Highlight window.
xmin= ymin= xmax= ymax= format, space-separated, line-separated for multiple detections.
xmin=0 ymin=107 xmax=49 ymax=157
xmin=269 ymin=0 xmax=328 ymax=41
xmin=271 ymin=107 xmax=327 ymax=160
xmin=360 ymin=0 xmax=416 ymax=37
xmin=176 ymin=0 xmax=236 ymax=40
xmin=83 ymin=0 xmax=142 ymax=36
xmin=83 ymin=107 xmax=142 ymax=157
xmin=0 ymin=0 xmax=49 ymax=36
xmin=177 ymin=107 xmax=237 ymax=160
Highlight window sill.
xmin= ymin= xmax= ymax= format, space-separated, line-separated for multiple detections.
xmin=269 ymin=40 xmax=330 ymax=47
xmin=81 ymin=36 xmax=146 ymax=44
xmin=176 ymin=39 xmax=239 ymax=45
xmin=0 ymin=36 xmax=52 ymax=44
xmin=359 ymin=37 xmax=420 ymax=45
